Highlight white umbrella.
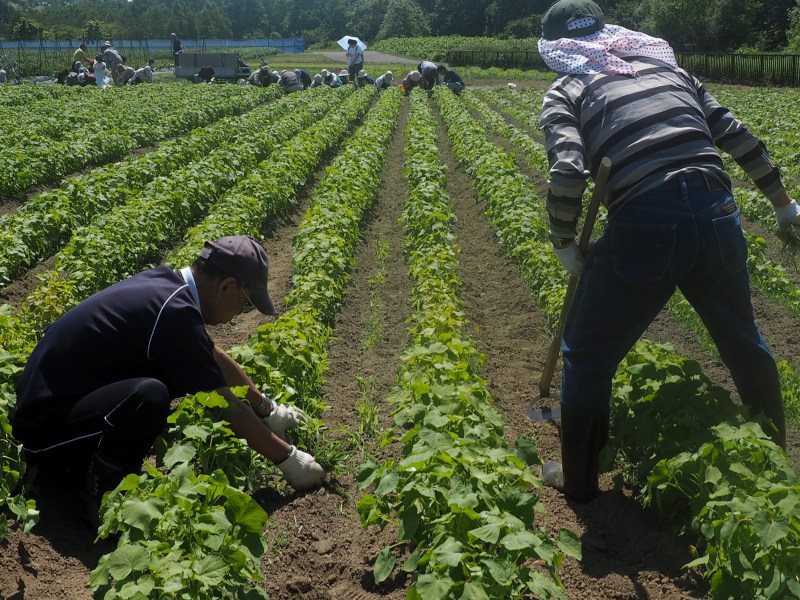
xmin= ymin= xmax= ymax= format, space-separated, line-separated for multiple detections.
xmin=337 ymin=36 xmax=367 ymax=52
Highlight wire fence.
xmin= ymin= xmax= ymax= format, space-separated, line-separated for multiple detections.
xmin=447 ymin=48 xmax=800 ymax=87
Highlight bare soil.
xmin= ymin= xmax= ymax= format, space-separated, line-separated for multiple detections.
xmin=1 ymin=92 xmax=798 ymax=600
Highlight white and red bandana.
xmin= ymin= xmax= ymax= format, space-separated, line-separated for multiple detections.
xmin=538 ymin=23 xmax=678 ymax=76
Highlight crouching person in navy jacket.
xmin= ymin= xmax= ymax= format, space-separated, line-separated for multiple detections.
xmin=11 ymin=235 xmax=325 ymax=529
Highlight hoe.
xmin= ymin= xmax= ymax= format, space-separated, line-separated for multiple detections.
xmin=526 ymin=156 xmax=612 ymax=422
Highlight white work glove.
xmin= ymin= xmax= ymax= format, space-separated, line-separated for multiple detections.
xmin=775 ymin=199 xmax=800 ymax=228
xmin=276 ymin=446 xmax=326 ymax=490
xmin=774 ymin=200 xmax=800 ymax=246
xmin=553 ymin=241 xmax=586 ymax=276
xmin=261 ymin=397 xmax=308 ymax=441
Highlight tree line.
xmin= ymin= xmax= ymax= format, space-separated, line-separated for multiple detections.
xmin=3 ymin=0 xmax=800 ymax=53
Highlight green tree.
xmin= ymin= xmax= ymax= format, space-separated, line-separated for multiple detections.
xmin=485 ymin=0 xmax=537 ymax=36
xmin=376 ymin=0 xmax=430 ymax=40
xmin=345 ymin=0 xmax=388 ymax=42
xmin=640 ymin=0 xmax=760 ymax=51
xmin=13 ymin=16 xmax=41 ymax=40
xmin=198 ymin=1 xmax=233 ymax=38
xmin=226 ymin=0 xmax=266 ymax=38
xmin=788 ymin=0 xmax=800 ymax=52
xmin=432 ymin=0 xmax=486 ymax=36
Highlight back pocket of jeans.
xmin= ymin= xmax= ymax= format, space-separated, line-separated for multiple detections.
xmin=610 ymin=222 xmax=676 ymax=282
xmin=712 ymin=210 xmax=746 ymax=272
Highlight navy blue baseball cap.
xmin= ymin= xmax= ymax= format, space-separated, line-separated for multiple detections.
xmin=200 ymin=236 xmax=276 ymax=315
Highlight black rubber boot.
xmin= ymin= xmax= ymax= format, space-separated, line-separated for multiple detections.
xmin=548 ymin=404 xmax=610 ymax=503
xmin=741 ymin=387 xmax=786 ymax=449
xmin=77 ymin=453 xmax=135 ymax=531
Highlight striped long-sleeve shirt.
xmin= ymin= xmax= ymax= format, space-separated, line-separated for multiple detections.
xmin=540 ymin=56 xmax=786 ymax=240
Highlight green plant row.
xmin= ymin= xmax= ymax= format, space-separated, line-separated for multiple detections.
xmin=488 ymin=88 xmax=546 ymax=132
xmin=231 ymin=86 xmax=403 ymax=461
xmin=88 ymin=88 xmax=403 ymax=598
xmin=0 ymin=86 xmax=352 ymax=543
xmin=0 ymin=86 xmax=285 ymax=289
xmin=433 ymin=85 xmax=800 ymax=599
xmin=92 ymin=386 xmax=273 ymax=598
xmin=0 ymin=83 xmax=273 ymax=199
xmin=358 ymin=89 xmax=578 ymax=600
xmin=460 ymin=90 xmax=550 ymax=174
xmin=0 ymin=82 xmax=78 ymax=109
xmin=165 ymin=85 xmax=377 ymax=269
xmin=0 ymin=85 xmax=353 ymax=359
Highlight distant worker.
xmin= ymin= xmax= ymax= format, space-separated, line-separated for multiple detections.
xmin=0 ymin=68 xmax=7 ymax=84
xmin=72 ymin=42 xmax=89 ymax=67
xmin=321 ymin=68 xmax=342 ymax=88
xmin=437 ymin=64 xmax=464 ymax=93
xmin=374 ymin=70 xmax=393 ymax=91
xmin=194 ymin=66 xmax=216 ymax=83
xmin=345 ymin=38 xmax=364 ymax=86
xmin=278 ymin=69 xmax=304 ymax=94
xmin=294 ymin=68 xmax=312 ymax=89
xmin=128 ymin=65 xmax=154 ymax=85
xmin=60 ymin=63 xmax=96 ymax=86
xmin=100 ymin=41 xmax=123 ymax=71
xmin=93 ymin=54 xmax=111 ymax=88
xmin=114 ymin=63 xmax=135 ymax=86
xmin=400 ymin=70 xmax=421 ymax=94
xmin=247 ymin=64 xmax=272 ymax=87
xmin=309 ymin=73 xmax=324 ymax=88
xmin=171 ymin=33 xmax=182 ymax=66
xmin=417 ymin=60 xmax=438 ymax=90
xmin=356 ymin=69 xmax=374 ymax=87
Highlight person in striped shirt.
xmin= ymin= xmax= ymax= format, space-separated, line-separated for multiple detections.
xmin=537 ymin=0 xmax=799 ymax=503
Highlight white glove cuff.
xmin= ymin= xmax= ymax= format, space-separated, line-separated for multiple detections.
xmin=775 ymin=199 xmax=800 ymax=224
xmin=277 ymin=445 xmax=296 ymax=466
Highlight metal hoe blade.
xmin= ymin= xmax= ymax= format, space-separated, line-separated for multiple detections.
xmin=525 ymin=157 xmax=613 ymax=422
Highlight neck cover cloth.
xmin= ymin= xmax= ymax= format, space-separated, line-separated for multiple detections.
xmin=538 ymin=22 xmax=678 ymax=76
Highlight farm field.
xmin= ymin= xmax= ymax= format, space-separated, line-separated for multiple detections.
xmin=1 ymin=79 xmax=800 ymax=599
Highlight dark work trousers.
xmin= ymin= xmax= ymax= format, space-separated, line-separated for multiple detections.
xmin=18 ymin=378 xmax=171 ymax=469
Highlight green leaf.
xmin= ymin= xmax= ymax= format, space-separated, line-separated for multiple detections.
xmin=401 ymin=548 xmax=421 ymax=573
xmin=164 ymin=443 xmax=196 ymax=469
xmin=556 ymin=528 xmax=582 ymax=560
xmin=193 ymin=554 xmax=228 ymax=586
xmin=500 ymin=529 xmax=540 ymax=551
xmin=514 ymin=436 xmax=540 ymax=466
xmin=225 ymin=489 xmax=268 ymax=534
xmin=432 ymin=537 xmax=464 ymax=567
xmin=107 ymin=544 xmax=149 ymax=581
xmin=375 ymin=470 xmax=399 ymax=497
xmin=468 ymin=522 xmax=502 ymax=544
xmin=482 ymin=558 xmax=516 ymax=587
xmin=374 ymin=546 xmax=396 ymax=584
xmin=414 ymin=572 xmax=454 ymax=599
xmin=461 ymin=581 xmax=491 ymax=600
xmin=753 ymin=512 xmax=790 ymax=547
xmin=119 ymin=497 xmax=165 ymax=535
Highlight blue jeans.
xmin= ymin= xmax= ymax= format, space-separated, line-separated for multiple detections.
xmin=561 ymin=171 xmax=784 ymax=440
